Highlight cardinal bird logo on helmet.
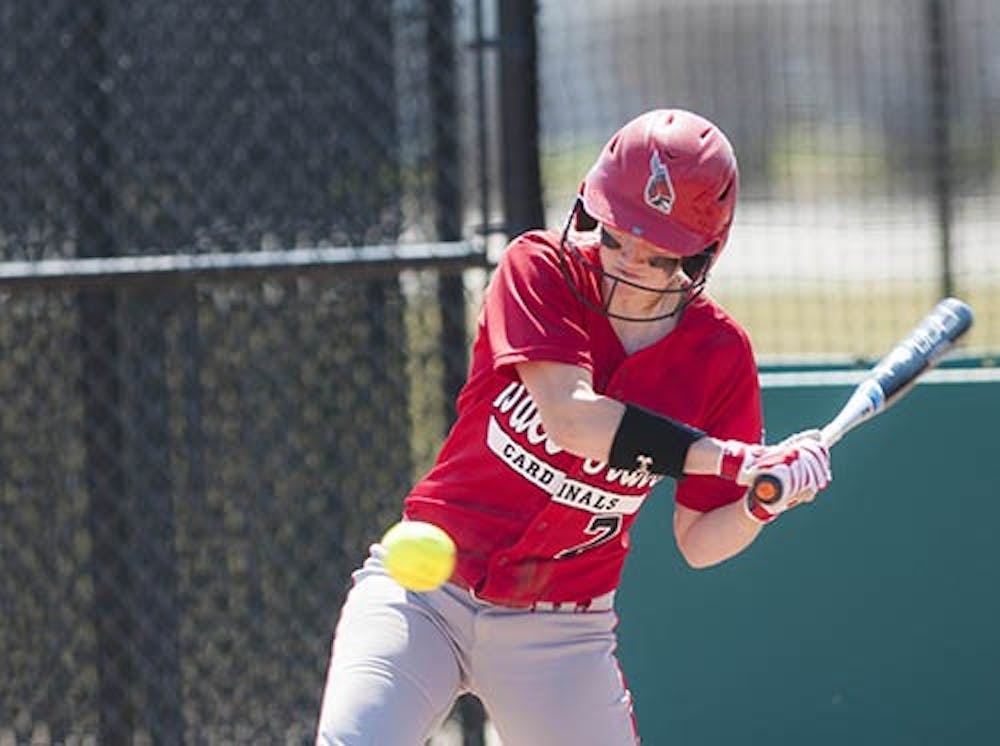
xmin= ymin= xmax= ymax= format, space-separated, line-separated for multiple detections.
xmin=644 ymin=151 xmax=675 ymax=215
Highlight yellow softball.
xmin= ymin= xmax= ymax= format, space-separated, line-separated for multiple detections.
xmin=381 ymin=520 xmax=456 ymax=592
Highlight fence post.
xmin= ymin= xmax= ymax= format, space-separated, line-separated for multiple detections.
xmin=499 ymin=0 xmax=544 ymax=238
xmin=427 ymin=2 xmax=488 ymax=743
xmin=925 ymin=0 xmax=954 ymax=298
xmin=74 ymin=5 xmax=185 ymax=741
xmin=428 ymin=0 xmax=470 ymax=418
xmin=72 ymin=3 xmax=136 ymax=742
xmin=121 ymin=292 xmax=184 ymax=746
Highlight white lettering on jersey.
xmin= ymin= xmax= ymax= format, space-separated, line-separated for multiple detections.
xmin=605 ymin=466 xmax=661 ymax=490
xmin=552 ymin=478 xmax=643 ymax=515
xmin=489 ymin=384 xmax=662 ymax=511
xmin=487 ymin=415 xmax=647 ymax=516
xmin=491 ymin=382 xmax=562 ymax=454
xmin=487 ymin=416 xmax=566 ymax=494
xmin=492 ymin=381 xmax=525 ymax=413
xmin=583 ymin=458 xmax=662 ymax=489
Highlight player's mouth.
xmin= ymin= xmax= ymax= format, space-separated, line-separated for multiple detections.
xmin=612 ymin=265 xmax=644 ymax=282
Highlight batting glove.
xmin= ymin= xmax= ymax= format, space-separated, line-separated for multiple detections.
xmin=718 ymin=432 xmax=832 ymax=523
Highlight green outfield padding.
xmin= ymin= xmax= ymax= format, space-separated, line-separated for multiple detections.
xmin=618 ymin=370 xmax=999 ymax=746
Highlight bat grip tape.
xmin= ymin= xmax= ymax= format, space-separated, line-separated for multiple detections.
xmin=608 ymin=403 xmax=705 ymax=478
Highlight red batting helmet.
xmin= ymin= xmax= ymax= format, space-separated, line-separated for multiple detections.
xmin=559 ymin=109 xmax=739 ymax=321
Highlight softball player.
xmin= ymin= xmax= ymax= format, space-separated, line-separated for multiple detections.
xmin=316 ymin=109 xmax=831 ymax=745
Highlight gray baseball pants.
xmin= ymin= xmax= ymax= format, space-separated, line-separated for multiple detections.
xmin=315 ymin=545 xmax=638 ymax=745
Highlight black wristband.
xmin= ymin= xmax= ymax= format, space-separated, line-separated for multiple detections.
xmin=608 ymin=403 xmax=706 ymax=478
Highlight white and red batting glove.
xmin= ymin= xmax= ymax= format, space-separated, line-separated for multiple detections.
xmin=718 ymin=430 xmax=832 ymax=524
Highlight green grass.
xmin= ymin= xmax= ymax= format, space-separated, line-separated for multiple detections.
xmin=712 ymin=281 xmax=999 ymax=362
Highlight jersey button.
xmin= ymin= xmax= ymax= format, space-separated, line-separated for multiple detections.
xmin=536 ymin=522 xmax=548 ymax=531
xmin=497 ymin=557 xmax=509 ymax=566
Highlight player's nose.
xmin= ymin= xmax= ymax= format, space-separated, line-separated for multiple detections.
xmin=619 ymin=238 xmax=642 ymax=264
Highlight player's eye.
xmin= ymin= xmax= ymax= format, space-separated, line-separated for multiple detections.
xmin=649 ymin=254 xmax=680 ymax=274
xmin=599 ymin=227 xmax=621 ymax=249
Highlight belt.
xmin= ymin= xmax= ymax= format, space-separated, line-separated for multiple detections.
xmin=449 ymin=578 xmax=616 ymax=614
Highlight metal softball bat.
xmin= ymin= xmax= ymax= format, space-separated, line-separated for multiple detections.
xmin=751 ymin=297 xmax=974 ymax=505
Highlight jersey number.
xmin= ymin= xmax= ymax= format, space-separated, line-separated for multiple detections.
xmin=555 ymin=514 xmax=623 ymax=559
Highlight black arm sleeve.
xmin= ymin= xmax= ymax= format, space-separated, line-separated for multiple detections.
xmin=608 ymin=403 xmax=706 ymax=478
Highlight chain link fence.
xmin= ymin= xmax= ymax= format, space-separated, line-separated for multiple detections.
xmin=538 ymin=0 xmax=1000 ymax=359
xmin=0 ymin=1 xmax=483 ymax=743
xmin=2 ymin=1 xmax=998 ymax=745
xmin=1 ymin=274 xmax=418 ymax=743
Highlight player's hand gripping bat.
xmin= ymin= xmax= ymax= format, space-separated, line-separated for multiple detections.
xmin=751 ymin=297 xmax=975 ymax=505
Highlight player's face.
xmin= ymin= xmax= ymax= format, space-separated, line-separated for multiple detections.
xmin=558 ymin=201 xmax=708 ymax=323
xmin=598 ymin=224 xmax=683 ymax=293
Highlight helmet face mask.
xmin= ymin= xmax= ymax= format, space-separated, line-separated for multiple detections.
xmin=559 ymin=109 xmax=738 ymax=323
xmin=558 ymin=200 xmax=714 ymax=323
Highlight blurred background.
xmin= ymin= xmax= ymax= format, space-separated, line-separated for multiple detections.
xmin=0 ymin=1 xmax=996 ymax=744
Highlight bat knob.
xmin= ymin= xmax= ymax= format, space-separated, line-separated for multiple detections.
xmin=751 ymin=474 xmax=783 ymax=505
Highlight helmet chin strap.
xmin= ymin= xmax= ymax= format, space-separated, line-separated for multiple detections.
xmin=558 ymin=200 xmax=709 ymax=323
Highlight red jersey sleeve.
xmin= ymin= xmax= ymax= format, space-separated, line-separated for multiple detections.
xmin=674 ymin=309 xmax=763 ymax=513
xmin=483 ymin=231 xmax=594 ymax=375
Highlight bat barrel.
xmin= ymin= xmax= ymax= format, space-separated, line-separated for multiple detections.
xmin=938 ymin=297 xmax=975 ymax=335
xmin=874 ymin=297 xmax=974 ymax=403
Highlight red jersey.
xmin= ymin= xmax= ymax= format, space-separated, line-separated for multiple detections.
xmin=404 ymin=229 xmax=762 ymax=606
